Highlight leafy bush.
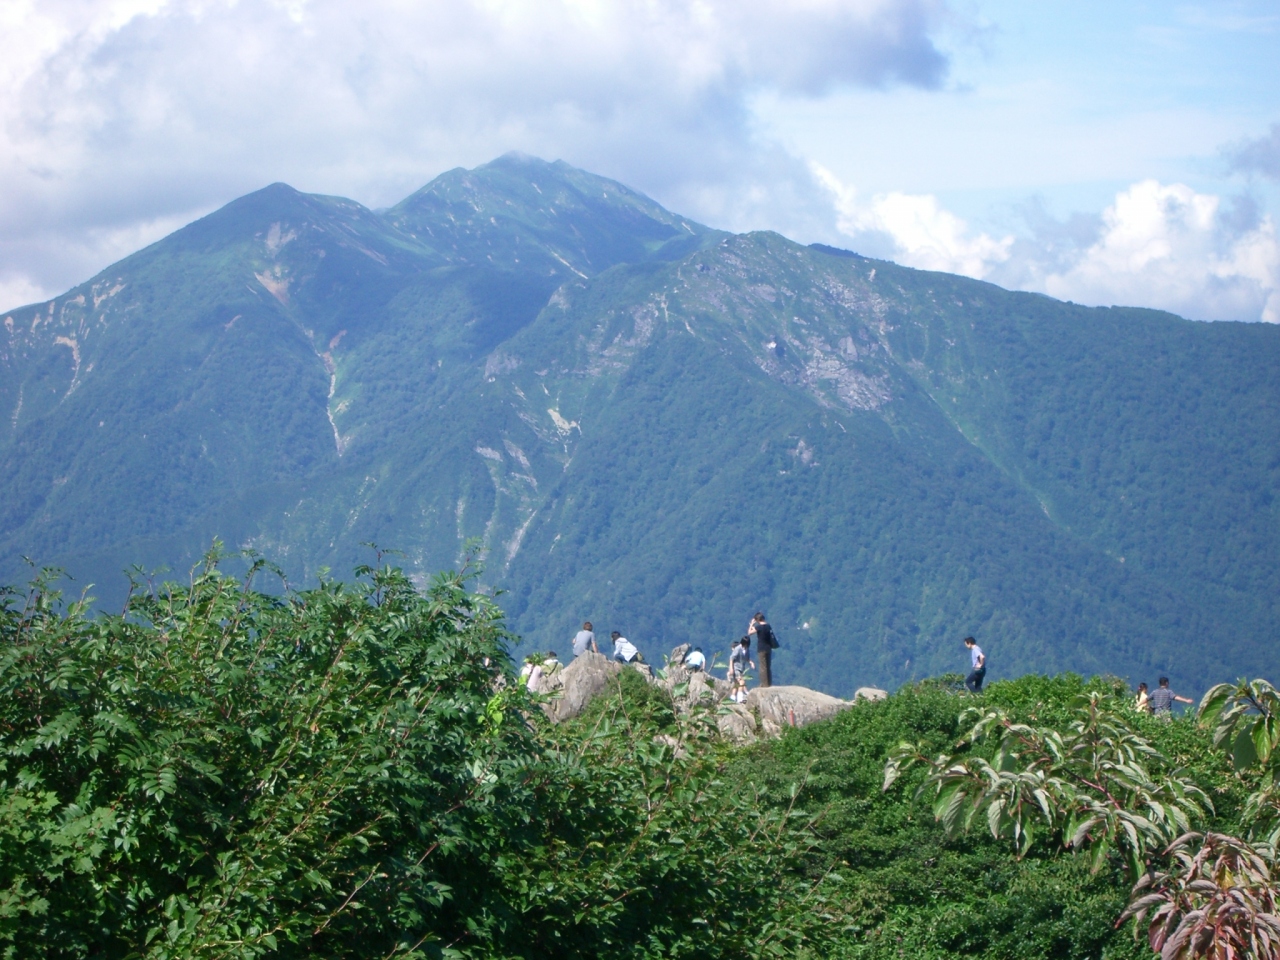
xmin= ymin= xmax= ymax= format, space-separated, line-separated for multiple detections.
xmin=0 ymin=551 xmax=538 ymax=958
xmin=0 ymin=554 xmax=845 ymax=959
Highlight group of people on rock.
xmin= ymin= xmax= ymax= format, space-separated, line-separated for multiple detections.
xmin=570 ymin=621 xmax=644 ymax=664
xmin=524 ymin=625 xmax=1198 ymax=716
xmin=721 ymin=613 xmax=779 ymax=703
xmin=527 ymin=612 xmax=783 ymax=703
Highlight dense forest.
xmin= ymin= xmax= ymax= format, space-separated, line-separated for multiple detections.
xmin=2 ymin=155 xmax=1276 ymax=696
xmin=3 ymin=553 xmax=1277 ymax=959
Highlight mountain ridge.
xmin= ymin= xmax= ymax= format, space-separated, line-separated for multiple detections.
xmin=1 ymin=155 xmax=1276 ymax=695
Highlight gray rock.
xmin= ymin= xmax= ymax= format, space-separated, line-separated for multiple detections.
xmin=854 ymin=686 xmax=889 ymax=702
xmin=716 ymin=703 xmax=758 ymax=742
xmin=537 ymin=651 xmax=623 ymax=722
xmin=686 ymin=670 xmax=725 ymax=706
xmin=746 ymin=685 xmax=852 ymax=731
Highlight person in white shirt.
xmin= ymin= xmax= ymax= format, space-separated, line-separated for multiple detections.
xmin=683 ymin=647 xmax=706 ymax=671
xmin=963 ymin=637 xmax=986 ymax=693
xmin=611 ymin=631 xmax=640 ymax=663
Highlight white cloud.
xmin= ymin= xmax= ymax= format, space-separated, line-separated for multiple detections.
xmin=818 ymin=168 xmax=1279 ymax=322
xmin=0 ymin=0 xmax=953 ymax=310
xmin=1035 ymin=181 xmax=1280 ymax=323
xmin=814 ymin=164 xmax=1012 ymax=278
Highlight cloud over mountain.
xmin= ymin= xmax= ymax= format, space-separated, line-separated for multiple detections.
xmin=817 ymin=168 xmax=1280 ymax=323
xmin=2 ymin=2 xmax=1276 ymax=323
xmin=0 ymin=0 xmax=951 ymax=307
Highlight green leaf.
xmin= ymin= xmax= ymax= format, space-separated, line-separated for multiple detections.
xmin=1234 ymin=727 xmax=1260 ymax=771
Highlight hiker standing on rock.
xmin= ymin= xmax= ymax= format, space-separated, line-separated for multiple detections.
xmin=749 ymin=612 xmax=777 ymax=687
xmin=572 ymin=622 xmax=597 ymax=658
xmin=728 ymin=636 xmax=754 ymax=704
xmin=963 ymin=637 xmax=986 ymax=693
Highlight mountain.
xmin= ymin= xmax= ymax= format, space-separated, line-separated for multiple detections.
xmin=1 ymin=154 xmax=1277 ymax=695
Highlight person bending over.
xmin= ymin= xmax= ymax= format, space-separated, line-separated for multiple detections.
xmin=611 ymin=631 xmax=640 ymax=664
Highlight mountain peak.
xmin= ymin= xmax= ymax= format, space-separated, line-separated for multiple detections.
xmin=386 ymin=154 xmax=714 ymax=276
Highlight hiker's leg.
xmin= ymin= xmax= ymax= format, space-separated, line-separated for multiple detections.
xmin=965 ymin=669 xmax=979 ymax=693
xmin=759 ymin=646 xmax=772 ymax=687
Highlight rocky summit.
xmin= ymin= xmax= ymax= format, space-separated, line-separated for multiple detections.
xmin=1 ymin=154 xmax=1277 ymax=695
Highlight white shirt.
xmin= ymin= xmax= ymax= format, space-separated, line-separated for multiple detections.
xmin=613 ymin=636 xmax=639 ymax=662
xmin=685 ymin=649 xmax=706 ymax=670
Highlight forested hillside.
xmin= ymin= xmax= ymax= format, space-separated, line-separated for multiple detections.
xmin=1 ymin=154 xmax=1276 ymax=694
xmin=3 ymin=556 xmax=1276 ymax=959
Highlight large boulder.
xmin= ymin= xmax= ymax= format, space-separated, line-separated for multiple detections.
xmin=716 ymin=702 xmax=758 ymax=742
xmin=534 ymin=652 xmax=621 ymax=722
xmin=685 ymin=670 xmax=726 ymax=706
xmin=745 ymin=686 xmax=852 ymax=732
xmin=854 ymin=686 xmax=889 ymax=702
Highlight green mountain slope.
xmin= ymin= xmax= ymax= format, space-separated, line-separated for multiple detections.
xmin=0 ymin=156 xmax=1276 ymax=694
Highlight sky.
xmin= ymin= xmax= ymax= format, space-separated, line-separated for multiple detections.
xmin=2 ymin=0 xmax=1279 ymax=322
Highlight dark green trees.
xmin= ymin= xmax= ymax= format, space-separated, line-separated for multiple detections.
xmin=0 ymin=554 xmax=840 ymax=959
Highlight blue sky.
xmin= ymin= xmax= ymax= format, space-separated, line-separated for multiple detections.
xmin=2 ymin=0 xmax=1278 ymax=321
xmin=759 ymin=1 xmax=1280 ymax=218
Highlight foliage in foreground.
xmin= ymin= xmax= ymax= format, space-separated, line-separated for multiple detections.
xmin=0 ymin=553 xmax=841 ymax=959
xmin=5 ymin=550 xmax=1280 ymax=960
xmin=731 ymin=675 xmax=1263 ymax=960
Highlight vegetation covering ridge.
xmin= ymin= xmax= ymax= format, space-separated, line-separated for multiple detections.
xmin=4 ymin=553 xmax=1280 ymax=959
xmin=0 ymin=154 xmax=1277 ymax=695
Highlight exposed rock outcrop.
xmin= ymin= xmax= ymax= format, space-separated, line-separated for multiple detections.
xmin=532 ymin=645 xmax=874 ymax=741
xmin=532 ymin=652 xmax=651 ymax=722
xmin=745 ymin=685 xmax=853 ymax=738
xmin=716 ymin=703 xmax=758 ymax=742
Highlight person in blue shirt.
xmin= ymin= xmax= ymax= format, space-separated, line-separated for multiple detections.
xmin=964 ymin=637 xmax=986 ymax=693
xmin=1149 ymin=676 xmax=1193 ymax=716
xmin=727 ymin=637 xmax=754 ymax=703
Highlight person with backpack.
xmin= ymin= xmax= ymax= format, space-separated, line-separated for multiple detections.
xmin=963 ymin=637 xmax=986 ymax=693
xmin=749 ymin=612 xmax=778 ymax=687
xmin=728 ymin=636 xmax=754 ymax=703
